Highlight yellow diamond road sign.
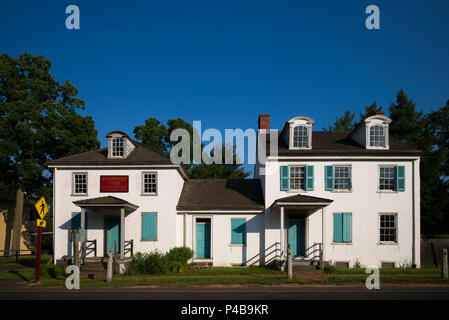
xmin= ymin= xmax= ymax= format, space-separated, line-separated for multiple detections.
xmin=36 ymin=219 xmax=47 ymax=228
xmin=35 ymin=197 xmax=48 ymax=220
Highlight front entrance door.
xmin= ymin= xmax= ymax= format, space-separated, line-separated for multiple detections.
xmin=196 ymin=220 xmax=211 ymax=259
xmin=106 ymin=217 xmax=120 ymax=255
xmin=288 ymin=219 xmax=305 ymax=257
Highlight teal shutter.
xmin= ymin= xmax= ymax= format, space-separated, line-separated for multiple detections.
xmin=396 ymin=166 xmax=405 ymax=191
xmin=343 ymin=213 xmax=352 ymax=242
xmin=280 ymin=165 xmax=290 ymax=191
xmin=142 ymin=213 xmax=157 ymax=240
xmin=325 ymin=165 xmax=334 ymax=191
xmin=305 ymin=165 xmax=314 ymax=191
xmin=231 ymin=219 xmax=246 ymax=245
xmin=71 ymin=212 xmax=87 ymax=239
xmin=333 ymin=213 xmax=343 ymax=243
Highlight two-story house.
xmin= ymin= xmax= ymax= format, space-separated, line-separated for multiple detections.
xmin=49 ymin=113 xmax=421 ymax=270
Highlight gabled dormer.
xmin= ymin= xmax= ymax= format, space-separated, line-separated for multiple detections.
xmin=281 ymin=116 xmax=315 ymax=150
xmin=106 ymin=131 xmax=136 ymax=159
xmin=349 ymin=112 xmax=392 ymax=150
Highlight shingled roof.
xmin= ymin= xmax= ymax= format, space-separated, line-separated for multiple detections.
xmin=47 ymin=142 xmax=171 ymax=166
xmin=176 ymin=179 xmax=265 ymax=211
xmin=264 ymin=131 xmax=421 ymax=157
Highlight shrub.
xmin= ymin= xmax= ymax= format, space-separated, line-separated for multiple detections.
xmin=165 ymin=247 xmax=194 ymax=264
xmin=324 ymin=264 xmax=336 ymax=274
xmin=128 ymin=251 xmax=167 ymax=275
xmin=128 ymin=247 xmax=194 ymax=275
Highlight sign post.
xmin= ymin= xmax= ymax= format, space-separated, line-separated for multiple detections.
xmin=34 ymin=197 xmax=48 ymax=284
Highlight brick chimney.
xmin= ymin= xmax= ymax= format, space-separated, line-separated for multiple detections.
xmin=258 ymin=114 xmax=270 ymax=130
xmin=375 ymin=110 xmax=385 ymax=116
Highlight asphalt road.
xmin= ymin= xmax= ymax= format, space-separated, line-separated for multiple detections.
xmin=1 ymin=285 xmax=449 ymax=300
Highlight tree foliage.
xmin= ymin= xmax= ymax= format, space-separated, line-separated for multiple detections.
xmin=134 ymin=117 xmax=250 ymax=179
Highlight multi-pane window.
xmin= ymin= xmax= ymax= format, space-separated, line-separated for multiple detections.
xmin=370 ymin=125 xmax=386 ymax=147
xmin=73 ymin=173 xmax=87 ymax=194
xmin=289 ymin=166 xmax=305 ymax=190
xmin=293 ymin=126 xmax=309 ymax=148
xmin=379 ymin=166 xmax=396 ymax=190
xmin=142 ymin=172 xmax=157 ymax=194
xmin=334 ymin=166 xmax=351 ymax=190
xmin=379 ymin=214 xmax=397 ymax=243
xmin=112 ymin=138 xmax=124 ymax=157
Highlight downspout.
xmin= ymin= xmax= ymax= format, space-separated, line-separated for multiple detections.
xmin=412 ymin=160 xmax=416 ymax=267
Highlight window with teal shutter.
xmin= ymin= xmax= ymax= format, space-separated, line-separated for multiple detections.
xmin=142 ymin=213 xmax=157 ymax=240
xmin=396 ymin=166 xmax=405 ymax=191
xmin=280 ymin=165 xmax=289 ymax=191
xmin=305 ymin=165 xmax=314 ymax=191
xmin=333 ymin=214 xmax=342 ymax=243
xmin=325 ymin=165 xmax=334 ymax=191
xmin=333 ymin=213 xmax=352 ymax=243
xmin=231 ymin=218 xmax=246 ymax=245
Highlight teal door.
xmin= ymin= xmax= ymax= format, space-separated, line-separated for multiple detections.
xmin=288 ymin=220 xmax=305 ymax=257
xmin=196 ymin=221 xmax=211 ymax=259
xmin=106 ymin=218 xmax=120 ymax=254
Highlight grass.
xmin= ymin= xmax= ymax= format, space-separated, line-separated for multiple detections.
xmin=329 ymin=267 xmax=440 ymax=275
xmin=0 ymin=255 xmax=52 ymax=268
xmin=0 ymin=258 xmax=447 ymax=288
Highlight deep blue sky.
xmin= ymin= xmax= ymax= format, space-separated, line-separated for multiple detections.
xmin=1 ymin=1 xmax=449 ymax=171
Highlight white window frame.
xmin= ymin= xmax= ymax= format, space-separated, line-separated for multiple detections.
xmin=141 ymin=171 xmax=158 ymax=195
xmin=72 ymin=172 xmax=88 ymax=196
xmin=291 ymin=125 xmax=310 ymax=149
xmin=333 ymin=165 xmax=352 ymax=191
xmin=288 ymin=165 xmax=306 ymax=191
xmin=378 ymin=213 xmax=398 ymax=244
xmin=378 ymin=165 xmax=397 ymax=192
xmin=111 ymin=137 xmax=125 ymax=158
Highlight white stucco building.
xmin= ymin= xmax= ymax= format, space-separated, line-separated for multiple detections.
xmin=49 ymin=113 xmax=421 ymax=269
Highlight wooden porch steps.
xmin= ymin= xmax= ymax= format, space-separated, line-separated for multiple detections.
xmin=81 ymin=258 xmax=108 ymax=278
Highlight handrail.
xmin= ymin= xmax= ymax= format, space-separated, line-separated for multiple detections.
xmin=124 ymin=240 xmax=133 ymax=257
xmin=85 ymin=240 xmax=97 ymax=257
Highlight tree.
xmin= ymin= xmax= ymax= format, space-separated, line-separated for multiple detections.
xmin=359 ymin=102 xmax=383 ymax=122
xmin=421 ymin=100 xmax=449 ymax=233
xmin=0 ymin=53 xmax=100 ymax=254
xmin=389 ymin=89 xmax=425 ymax=147
xmin=134 ymin=117 xmax=250 ymax=179
xmin=324 ymin=110 xmax=356 ymax=132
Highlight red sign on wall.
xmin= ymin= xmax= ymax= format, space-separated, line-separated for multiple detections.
xmin=100 ymin=176 xmax=129 ymax=192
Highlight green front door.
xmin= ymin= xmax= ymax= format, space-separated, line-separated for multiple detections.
xmin=196 ymin=221 xmax=211 ymax=259
xmin=106 ymin=218 xmax=120 ymax=254
xmin=288 ymin=219 xmax=305 ymax=257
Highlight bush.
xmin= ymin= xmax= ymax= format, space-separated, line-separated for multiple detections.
xmin=324 ymin=264 xmax=336 ymax=274
xmin=128 ymin=247 xmax=194 ymax=275
xmin=128 ymin=251 xmax=167 ymax=275
xmin=165 ymin=247 xmax=194 ymax=264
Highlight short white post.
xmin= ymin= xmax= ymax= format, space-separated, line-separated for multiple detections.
xmin=287 ymin=245 xmax=292 ymax=280
xmin=280 ymin=206 xmax=284 ymax=266
xmin=442 ymin=248 xmax=448 ymax=279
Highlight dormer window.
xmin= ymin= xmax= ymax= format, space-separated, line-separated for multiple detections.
xmin=283 ymin=116 xmax=314 ymax=150
xmin=369 ymin=125 xmax=386 ymax=147
xmin=106 ymin=131 xmax=136 ymax=159
xmin=293 ymin=126 xmax=309 ymax=148
xmin=112 ymin=137 xmax=124 ymax=157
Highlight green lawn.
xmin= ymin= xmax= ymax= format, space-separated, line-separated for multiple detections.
xmin=0 ymin=255 xmax=51 ymax=268
xmin=1 ymin=258 xmax=447 ymax=288
xmin=328 ymin=267 xmax=440 ymax=275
